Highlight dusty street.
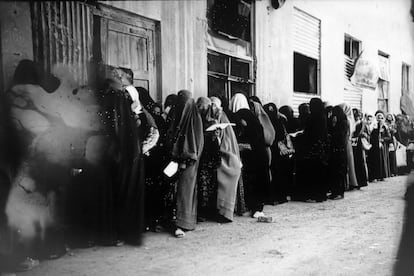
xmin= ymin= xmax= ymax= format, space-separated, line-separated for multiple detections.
xmin=21 ymin=176 xmax=407 ymax=276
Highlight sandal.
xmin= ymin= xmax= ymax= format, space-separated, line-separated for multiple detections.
xmin=174 ymin=228 xmax=185 ymax=238
xmin=16 ymin=257 xmax=40 ymax=272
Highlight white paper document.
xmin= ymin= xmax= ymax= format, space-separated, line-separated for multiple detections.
xmin=163 ymin=161 xmax=179 ymax=177
xmin=205 ymin=123 xmax=235 ymax=131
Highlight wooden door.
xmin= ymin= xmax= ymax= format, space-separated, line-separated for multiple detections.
xmin=99 ymin=9 xmax=158 ymax=101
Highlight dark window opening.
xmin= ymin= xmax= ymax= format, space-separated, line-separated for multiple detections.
xmin=208 ymin=76 xmax=226 ymax=99
xmin=294 ymin=52 xmax=318 ymax=94
xmin=344 ymin=34 xmax=361 ymax=59
xmin=402 ymin=63 xmax=411 ymax=93
xmin=207 ymin=0 xmax=252 ymax=42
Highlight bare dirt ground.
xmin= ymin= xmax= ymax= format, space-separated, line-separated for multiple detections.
xmin=19 ymin=176 xmax=407 ymax=276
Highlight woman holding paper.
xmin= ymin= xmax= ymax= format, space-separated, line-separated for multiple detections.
xmin=196 ymin=97 xmax=221 ymax=221
xmin=210 ymin=97 xmax=242 ymax=222
xmin=165 ymin=90 xmax=204 ymax=238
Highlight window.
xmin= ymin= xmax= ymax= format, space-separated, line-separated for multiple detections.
xmin=378 ymin=79 xmax=389 ymax=113
xmin=207 ymin=0 xmax=252 ymax=42
xmin=207 ymin=51 xmax=253 ymax=100
xmin=344 ymin=35 xmax=361 ymax=59
xmin=402 ymin=63 xmax=411 ymax=93
xmin=377 ymin=51 xmax=390 ymax=112
xmin=293 ymin=8 xmax=320 ymax=95
xmin=344 ymin=34 xmax=361 ymax=79
xmin=294 ymin=52 xmax=318 ymax=94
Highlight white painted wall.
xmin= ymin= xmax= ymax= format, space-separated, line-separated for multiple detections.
xmin=102 ymin=0 xmax=414 ymax=113
xmin=255 ymin=0 xmax=414 ymax=114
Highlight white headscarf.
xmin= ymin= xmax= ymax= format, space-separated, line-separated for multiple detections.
xmin=125 ymin=85 xmax=143 ymax=114
xmin=210 ymin=96 xmax=222 ymax=109
xmin=230 ymin=93 xmax=249 ymax=113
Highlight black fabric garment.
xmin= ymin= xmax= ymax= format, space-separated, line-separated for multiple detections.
xmin=368 ymin=124 xmax=391 ymax=181
xmin=144 ymin=113 xmax=168 ymax=230
xmin=98 ymin=87 xmax=147 ymax=245
xmin=249 ymin=101 xmax=275 ymax=205
xmin=299 ymin=98 xmax=328 ymax=202
xmin=394 ymin=173 xmax=414 ymax=275
xmin=264 ymin=103 xmax=292 ymax=203
xmin=279 ymin=105 xmax=300 ymax=133
xmin=230 ymin=108 xmax=268 ymax=212
xmin=197 ymin=102 xmax=221 ymax=218
xmin=165 ymin=90 xmax=204 ymax=231
xmin=352 ymin=120 xmax=369 ymax=187
xmin=298 ymin=103 xmax=311 ymax=131
xmin=136 ymin=87 xmax=156 ymax=113
xmin=328 ymin=106 xmax=348 ymax=197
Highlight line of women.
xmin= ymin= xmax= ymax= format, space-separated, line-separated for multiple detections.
xmin=140 ymin=91 xmax=409 ymax=238
xmin=2 ymin=61 xmax=410 ymax=273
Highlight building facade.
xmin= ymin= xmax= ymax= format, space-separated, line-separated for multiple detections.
xmin=1 ymin=0 xmax=413 ymax=115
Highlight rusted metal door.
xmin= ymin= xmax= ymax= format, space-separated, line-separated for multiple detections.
xmin=98 ymin=8 xmax=158 ymax=101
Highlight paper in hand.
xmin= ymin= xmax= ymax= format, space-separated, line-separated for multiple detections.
xmin=206 ymin=123 xmax=235 ymax=131
xmin=163 ymin=161 xmax=179 ymax=177
xmin=289 ymin=130 xmax=304 ymax=138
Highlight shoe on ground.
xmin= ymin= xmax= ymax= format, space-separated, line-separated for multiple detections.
xmin=16 ymin=257 xmax=40 ymax=272
xmin=328 ymin=194 xmax=344 ymax=200
xmin=252 ymin=211 xmax=265 ymax=218
xmin=174 ymin=228 xmax=185 ymax=238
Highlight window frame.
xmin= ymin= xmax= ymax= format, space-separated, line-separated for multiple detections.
xmin=293 ymin=51 xmax=319 ymax=95
xmin=344 ymin=34 xmax=361 ymax=59
xmin=207 ymin=50 xmax=254 ymax=100
xmin=402 ymin=62 xmax=411 ymax=94
xmin=344 ymin=34 xmax=361 ymax=80
xmin=293 ymin=7 xmax=321 ymax=96
xmin=377 ymin=51 xmax=390 ymax=112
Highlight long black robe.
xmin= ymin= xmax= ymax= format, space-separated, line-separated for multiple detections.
xmin=264 ymin=103 xmax=292 ymax=203
xmin=328 ymin=106 xmax=348 ymax=197
xmin=299 ymin=98 xmax=328 ymax=202
xmin=368 ymin=124 xmax=391 ymax=181
xmin=230 ymin=108 xmax=268 ymax=212
xmin=165 ymin=91 xmax=204 ymax=231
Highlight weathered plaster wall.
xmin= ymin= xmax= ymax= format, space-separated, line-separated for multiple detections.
xmin=0 ymin=1 xmax=33 ymax=90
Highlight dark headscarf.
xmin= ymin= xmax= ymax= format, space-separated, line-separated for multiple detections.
xmin=305 ymin=98 xmax=328 ymax=143
xmin=264 ymin=103 xmax=288 ymax=143
xmin=332 ymin=105 xmax=349 ymax=137
xmin=375 ymin=110 xmax=385 ymax=117
xmin=196 ymin=97 xmax=215 ymax=128
xmin=167 ymin=90 xmax=204 ymax=164
xmin=164 ymin=94 xmax=178 ymax=110
xmin=249 ymin=100 xmax=275 ymax=147
xmin=249 ymin=96 xmax=262 ymax=105
xmin=279 ymin=105 xmax=299 ymax=133
xmin=136 ymin=87 xmax=156 ymax=112
xmin=298 ymin=103 xmax=311 ymax=130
